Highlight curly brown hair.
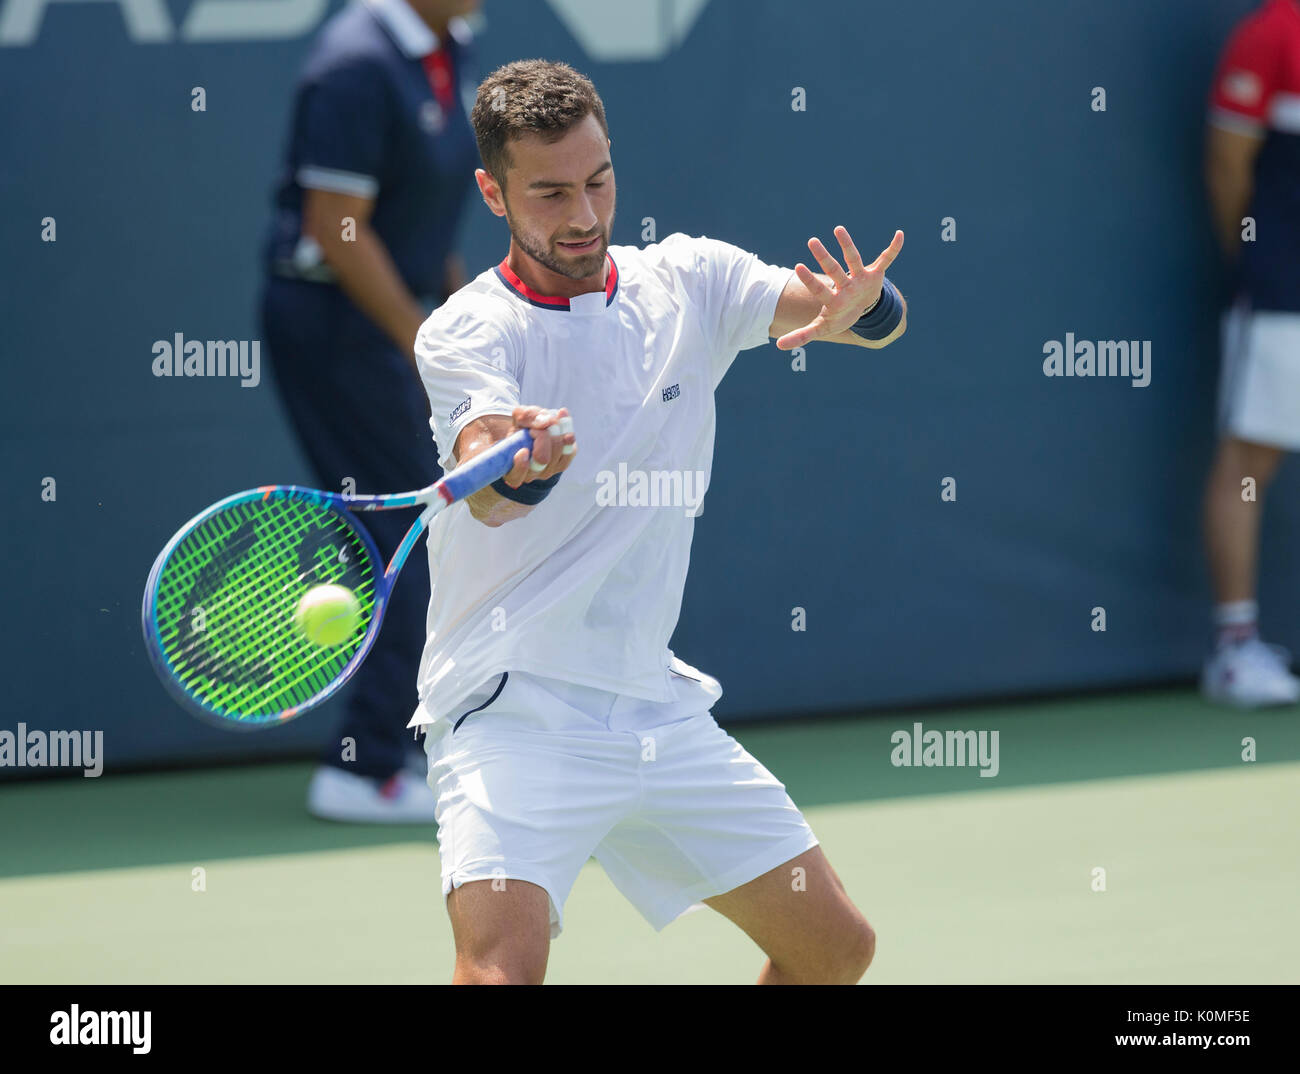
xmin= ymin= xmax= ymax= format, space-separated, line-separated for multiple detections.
xmin=471 ymin=60 xmax=609 ymax=190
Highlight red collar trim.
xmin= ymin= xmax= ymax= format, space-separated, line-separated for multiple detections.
xmin=494 ymin=254 xmax=618 ymax=311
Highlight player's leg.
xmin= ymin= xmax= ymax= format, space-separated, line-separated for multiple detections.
xmin=595 ymin=694 xmax=872 ymax=984
xmin=1203 ymin=435 xmax=1285 ymax=607
xmin=1202 ymin=435 xmax=1298 ymax=706
xmin=446 ymin=879 xmax=552 ymax=985
xmin=703 ymin=846 xmax=876 ymax=985
xmin=424 ymin=673 xmax=638 ymax=984
xmin=1201 ymin=302 xmax=1300 ymax=706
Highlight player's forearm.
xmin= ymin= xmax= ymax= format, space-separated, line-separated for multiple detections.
xmin=1206 ymin=166 xmax=1254 ymax=261
xmin=1205 ymin=126 xmax=1263 ymax=262
xmin=454 ymin=410 xmax=577 ymax=528
xmin=312 ymin=223 xmax=427 ymax=360
xmin=457 ymin=427 xmax=536 ymax=526
xmin=466 ymin=484 xmax=535 ymax=526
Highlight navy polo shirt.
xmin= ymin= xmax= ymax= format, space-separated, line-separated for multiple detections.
xmin=263 ymin=0 xmax=479 ymax=303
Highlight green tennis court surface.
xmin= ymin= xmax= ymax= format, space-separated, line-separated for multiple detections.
xmin=3 ymin=688 xmax=1298 ymax=984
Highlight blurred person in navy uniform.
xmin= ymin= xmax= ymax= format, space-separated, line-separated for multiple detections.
xmin=1201 ymin=0 xmax=1300 ymax=707
xmin=260 ymin=0 xmax=482 ymax=818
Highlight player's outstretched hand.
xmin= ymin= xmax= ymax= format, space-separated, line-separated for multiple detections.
xmin=500 ymin=405 xmax=577 ymax=488
xmin=776 ymin=226 xmax=904 ymax=350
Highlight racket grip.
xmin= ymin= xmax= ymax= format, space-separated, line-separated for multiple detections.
xmin=437 ymin=426 xmax=537 ymax=504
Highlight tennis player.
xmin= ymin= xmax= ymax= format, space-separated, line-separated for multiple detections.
xmin=411 ymin=60 xmax=907 ymax=984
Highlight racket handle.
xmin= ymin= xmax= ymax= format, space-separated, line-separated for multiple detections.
xmin=437 ymin=426 xmax=537 ymax=505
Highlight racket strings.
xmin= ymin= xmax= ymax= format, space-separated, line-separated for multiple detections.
xmin=221 ymin=506 xmax=376 ymax=705
xmin=172 ymin=516 xmax=345 ymax=664
xmin=152 ymin=494 xmax=377 ymax=720
xmin=159 ymin=500 xmax=328 ymax=694
xmin=164 ymin=511 xmax=371 ymax=713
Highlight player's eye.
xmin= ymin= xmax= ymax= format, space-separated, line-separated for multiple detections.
xmin=543 ymin=191 xmax=563 ymax=199
xmin=587 ymin=182 xmax=605 ymax=189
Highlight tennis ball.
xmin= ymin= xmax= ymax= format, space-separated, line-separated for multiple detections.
xmin=295 ymin=584 xmax=361 ymax=647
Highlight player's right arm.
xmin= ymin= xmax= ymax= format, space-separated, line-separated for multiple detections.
xmin=1206 ymin=128 xmax=1264 ymax=262
xmin=455 ymin=406 xmax=578 ymax=527
xmin=1205 ymin=9 xmax=1277 ymax=260
xmin=417 ymin=301 xmax=575 ymax=526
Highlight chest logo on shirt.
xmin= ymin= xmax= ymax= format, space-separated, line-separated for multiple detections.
xmin=662 ymin=383 xmax=681 ymax=403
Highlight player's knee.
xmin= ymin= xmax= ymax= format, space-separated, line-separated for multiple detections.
xmin=784 ymin=916 xmax=875 ymax=984
xmin=455 ymin=949 xmax=547 ymax=985
xmin=838 ymin=918 xmax=876 ymax=982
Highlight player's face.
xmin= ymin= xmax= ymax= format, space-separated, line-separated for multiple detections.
xmin=500 ymin=115 xmax=615 ymax=281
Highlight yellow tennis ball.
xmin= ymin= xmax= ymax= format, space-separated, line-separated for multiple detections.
xmin=295 ymin=584 xmax=361 ymax=647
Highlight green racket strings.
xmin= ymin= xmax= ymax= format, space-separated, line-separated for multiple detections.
xmin=151 ymin=495 xmax=377 ymax=722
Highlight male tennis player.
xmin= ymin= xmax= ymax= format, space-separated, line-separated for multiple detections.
xmin=411 ymin=60 xmax=906 ymax=984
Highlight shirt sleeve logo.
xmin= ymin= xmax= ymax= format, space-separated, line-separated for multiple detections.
xmin=1221 ymin=70 xmax=1262 ymax=108
xmin=451 ymin=398 xmax=471 ymax=422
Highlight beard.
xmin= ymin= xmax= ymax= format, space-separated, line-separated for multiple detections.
xmin=505 ymin=203 xmax=614 ymax=281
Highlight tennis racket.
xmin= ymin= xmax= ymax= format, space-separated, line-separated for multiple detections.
xmin=141 ymin=425 xmax=548 ymax=731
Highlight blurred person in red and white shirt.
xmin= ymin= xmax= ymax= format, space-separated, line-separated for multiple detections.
xmin=1201 ymin=0 xmax=1300 ymax=707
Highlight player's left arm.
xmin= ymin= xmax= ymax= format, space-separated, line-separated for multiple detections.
xmin=768 ymin=226 xmax=907 ymax=351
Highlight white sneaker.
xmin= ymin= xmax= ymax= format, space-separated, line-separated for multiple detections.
xmin=306 ymin=766 xmax=437 ymax=823
xmin=1201 ymin=639 xmax=1300 ymax=708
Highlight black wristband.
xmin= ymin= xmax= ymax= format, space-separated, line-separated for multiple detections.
xmin=490 ymin=471 xmax=561 ymax=505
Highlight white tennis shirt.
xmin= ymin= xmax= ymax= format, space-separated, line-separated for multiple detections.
xmin=408 ymin=233 xmax=792 ymax=726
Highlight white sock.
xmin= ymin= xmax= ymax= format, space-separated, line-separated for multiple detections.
xmin=1214 ymin=600 xmax=1258 ymax=647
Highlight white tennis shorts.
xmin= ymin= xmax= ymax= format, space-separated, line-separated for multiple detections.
xmin=1219 ymin=303 xmax=1300 ymax=450
xmin=419 ymin=667 xmax=819 ymax=939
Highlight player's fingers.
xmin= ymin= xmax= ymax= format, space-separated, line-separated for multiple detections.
xmin=520 ymin=409 xmax=572 ymax=482
xmin=869 ymin=230 xmax=905 ymax=273
xmin=546 ymin=439 xmax=577 ymax=478
xmin=775 ymin=320 xmax=819 ymax=351
xmin=503 ymin=446 xmax=531 ymax=488
xmin=807 ymin=236 xmax=850 ymax=288
xmin=545 ymin=413 xmax=577 ymax=476
xmin=528 ymin=419 xmax=554 ymax=472
xmin=794 ymin=263 xmax=833 ymax=301
xmin=835 ymin=225 xmax=866 ymax=276
xmin=547 ymin=412 xmax=577 ymax=460
xmin=512 ymin=404 xmax=544 ymax=429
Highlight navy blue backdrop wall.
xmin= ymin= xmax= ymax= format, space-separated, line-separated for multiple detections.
xmin=3 ymin=0 xmax=1288 ymax=772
